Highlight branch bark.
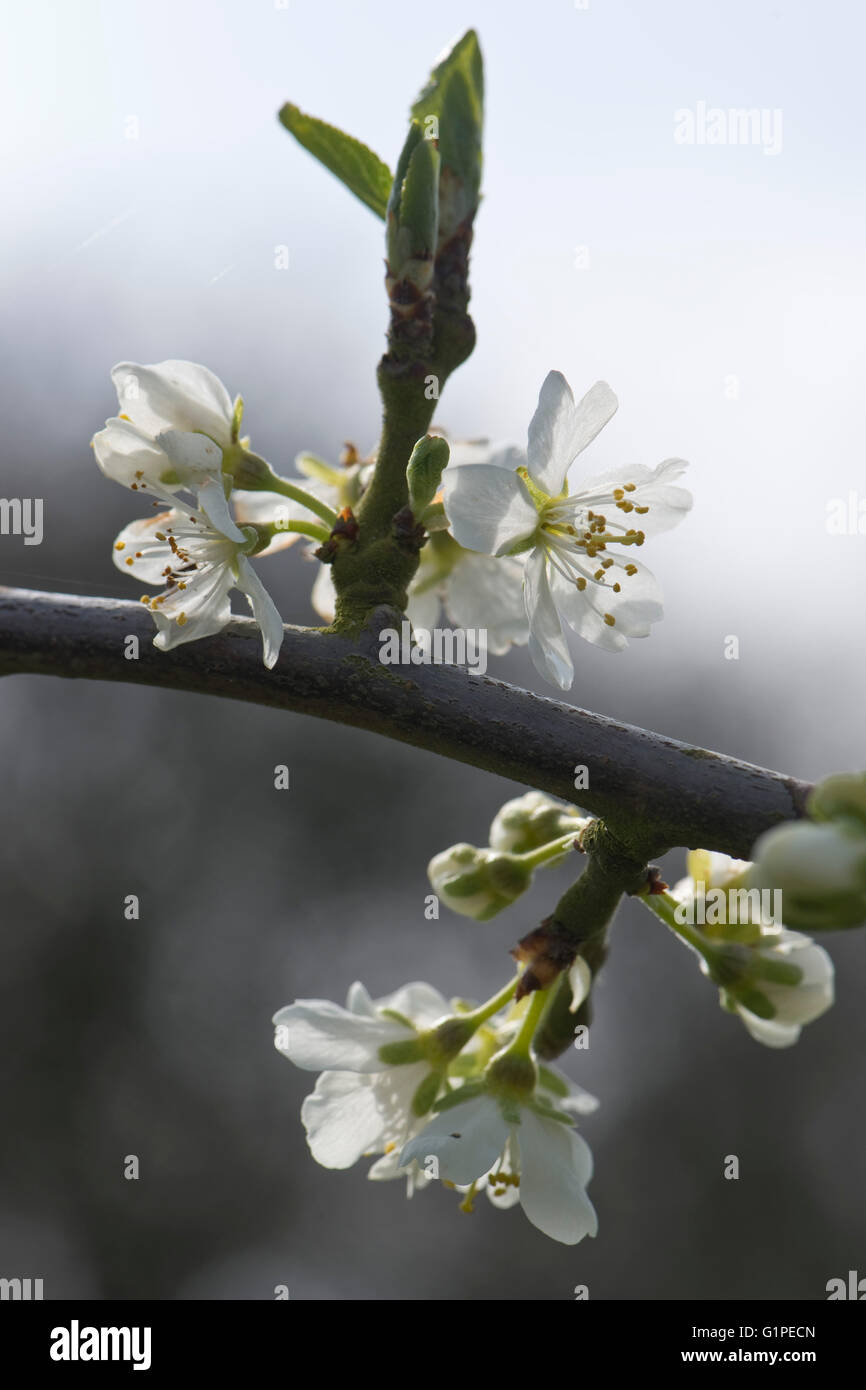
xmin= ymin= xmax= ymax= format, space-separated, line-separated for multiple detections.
xmin=0 ymin=586 xmax=810 ymax=859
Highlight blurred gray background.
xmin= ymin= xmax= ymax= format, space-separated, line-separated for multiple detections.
xmin=1 ymin=0 xmax=865 ymax=1300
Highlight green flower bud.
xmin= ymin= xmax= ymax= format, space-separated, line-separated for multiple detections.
xmin=749 ymin=821 xmax=866 ymax=929
xmin=427 ymin=842 xmax=532 ymax=920
xmin=808 ymin=772 xmax=866 ymax=834
xmin=406 ymin=434 xmax=450 ymax=516
xmin=489 ymin=790 xmax=585 ymax=856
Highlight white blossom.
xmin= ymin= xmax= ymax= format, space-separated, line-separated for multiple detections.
xmin=273 ymin=980 xmax=450 ymax=1181
xmin=442 ymin=371 xmax=691 ymax=688
xmin=93 ymin=360 xmax=244 ymax=541
xmin=671 ymin=851 xmax=834 ymax=1047
xmin=400 ymin=1083 xmax=598 ymax=1245
xmin=113 ymin=501 xmax=283 ymax=668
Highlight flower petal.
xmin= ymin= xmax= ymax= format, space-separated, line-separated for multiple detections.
xmin=442 ymin=465 xmax=537 ymax=557
xmin=112 ymin=513 xmax=178 ymax=584
xmin=112 ymin=359 xmax=234 ymax=445
xmin=232 ymin=489 xmax=309 ymax=554
xmin=272 ymin=999 xmax=408 ymax=1072
xmin=150 ymin=565 xmax=234 ymax=652
xmin=445 ymin=553 xmax=529 ymax=655
xmin=93 ymin=417 xmax=175 ymax=498
xmin=759 ymin=937 xmax=834 ymax=1027
xmin=155 ymin=430 xmax=246 ymax=543
xmin=346 ymin=981 xmax=377 ymax=1017
xmin=310 ymin=564 xmax=336 ymax=623
xmin=301 ymin=1071 xmax=390 ymax=1168
xmin=376 ymin=980 xmax=451 ymax=1028
xmin=399 ymin=1094 xmax=507 ymax=1186
xmin=235 ymin=554 xmax=284 ymax=669
xmin=737 ymin=1011 xmax=802 ymax=1048
xmin=524 ymin=547 xmax=574 ymax=689
xmin=527 ymin=374 xmax=618 ymax=497
xmin=516 ymin=1111 xmax=598 ymax=1245
xmin=577 ymin=458 xmax=692 ymax=535
xmin=405 ymin=577 xmax=442 ymax=632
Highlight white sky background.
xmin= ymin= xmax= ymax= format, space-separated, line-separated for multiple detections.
xmin=1 ymin=0 xmax=865 ymax=775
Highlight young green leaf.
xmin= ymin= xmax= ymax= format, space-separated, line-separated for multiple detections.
xmin=278 ymin=102 xmax=393 ymax=219
xmin=411 ymin=29 xmax=483 ymax=128
xmin=409 ymin=30 xmax=484 ymax=247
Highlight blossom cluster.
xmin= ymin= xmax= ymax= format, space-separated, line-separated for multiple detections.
xmin=273 ymin=974 xmax=599 ymax=1245
xmin=93 ymin=360 xmax=692 ymax=689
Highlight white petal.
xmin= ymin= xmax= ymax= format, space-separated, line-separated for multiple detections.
xmin=576 ymin=458 xmax=691 ymax=535
xmin=151 ymin=565 xmax=234 ymax=651
xmin=311 ymin=564 xmax=336 ymax=622
xmin=112 ymin=359 xmax=234 ymax=445
xmin=93 ymin=417 xmax=175 ymax=496
xmin=517 ymin=1112 xmax=598 ymax=1245
xmin=442 ymin=465 xmax=538 ymax=556
xmin=272 ymin=999 xmax=408 ymax=1072
xmin=232 ymin=489 xmax=307 ymax=555
xmin=111 ymin=513 xmax=177 ymax=585
xmin=406 ymin=579 xmax=442 ymax=632
xmin=154 ymin=430 xmax=246 ymax=543
xmin=235 ymin=555 xmax=284 ymax=669
xmin=346 ymin=981 xmax=377 ymax=1016
xmin=301 ymin=1071 xmax=387 ymax=1168
xmin=559 ymin=1083 xmax=601 ymax=1117
xmin=524 ymin=547 xmax=574 ymax=689
xmin=399 ymin=1095 xmax=507 ymax=1186
xmin=737 ymin=1010 xmax=802 ymax=1048
xmin=547 ymin=565 xmax=630 ymax=653
xmin=759 ymin=939 xmax=834 ymax=1027
xmin=527 ymin=374 xmax=618 ymax=497
xmin=445 ymin=553 xmax=529 ymax=655
xmin=568 ymin=958 xmax=592 ymax=1013
xmin=375 ymin=981 xmax=452 ymax=1028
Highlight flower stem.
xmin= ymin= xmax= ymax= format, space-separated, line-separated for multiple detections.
xmin=510 ymin=987 xmax=550 ymax=1057
xmin=462 ymin=975 xmax=520 ymax=1028
xmin=266 ymin=476 xmax=339 ymax=528
xmin=519 ymin=830 xmax=586 ymax=870
xmin=636 ymin=887 xmax=711 ymax=958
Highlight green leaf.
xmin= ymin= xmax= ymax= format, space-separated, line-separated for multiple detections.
xmin=278 ymin=102 xmax=393 ymax=219
xmin=409 ymin=30 xmax=484 ymax=243
xmin=411 ymin=29 xmax=483 ymax=127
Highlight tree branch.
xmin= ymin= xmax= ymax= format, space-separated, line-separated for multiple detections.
xmin=0 ymin=586 xmax=809 ymax=859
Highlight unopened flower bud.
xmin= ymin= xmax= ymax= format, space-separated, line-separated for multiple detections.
xmin=749 ymin=821 xmax=866 ymax=929
xmin=406 ymin=434 xmax=450 ymax=516
xmin=489 ymin=791 xmax=585 ymax=855
xmin=427 ymin=842 xmax=532 ymax=920
xmin=808 ymin=772 xmax=866 ymax=834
